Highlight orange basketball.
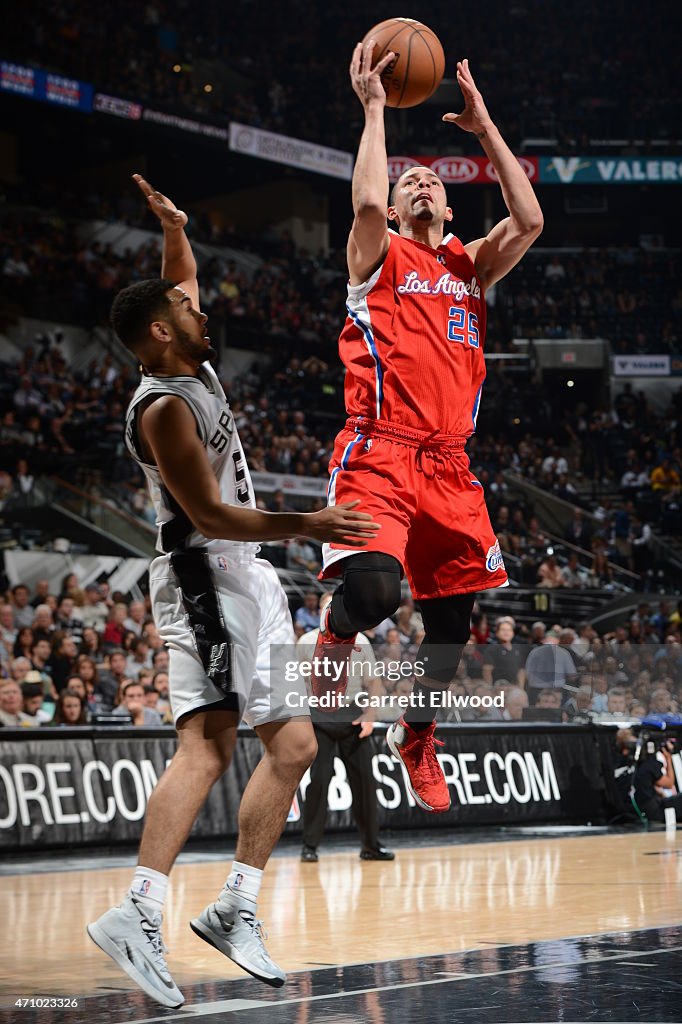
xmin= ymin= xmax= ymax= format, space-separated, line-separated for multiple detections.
xmin=362 ymin=18 xmax=445 ymax=108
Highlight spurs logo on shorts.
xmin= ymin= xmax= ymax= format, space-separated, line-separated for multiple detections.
xmin=208 ymin=642 xmax=230 ymax=679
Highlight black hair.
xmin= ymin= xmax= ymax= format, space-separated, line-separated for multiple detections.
xmin=110 ymin=278 xmax=176 ymax=352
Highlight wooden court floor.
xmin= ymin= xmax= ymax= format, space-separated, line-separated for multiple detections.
xmin=1 ymin=829 xmax=680 ymax=1007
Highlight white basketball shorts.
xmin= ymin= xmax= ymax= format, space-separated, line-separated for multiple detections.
xmin=149 ymin=551 xmax=307 ymax=727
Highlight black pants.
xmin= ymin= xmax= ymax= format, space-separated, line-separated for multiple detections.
xmin=302 ymin=718 xmax=378 ymax=850
xmin=641 ymin=793 xmax=682 ymax=823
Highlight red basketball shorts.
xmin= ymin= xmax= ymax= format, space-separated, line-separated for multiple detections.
xmin=320 ymin=417 xmax=508 ymax=600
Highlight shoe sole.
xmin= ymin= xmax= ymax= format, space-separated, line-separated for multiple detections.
xmin=189 ymin=918 xmax=285 ymax=988
xmin=86 ymin=922 xmax=184 ymax=1009
xmin=386 ymin=727 xmax=451 ymax=814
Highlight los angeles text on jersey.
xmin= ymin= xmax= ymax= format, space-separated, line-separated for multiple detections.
xmin=397 ymin=270 xmax=482 ymax=299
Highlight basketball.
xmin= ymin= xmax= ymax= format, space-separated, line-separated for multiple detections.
xmin=362 ymin=18 xmax=445 ymax=108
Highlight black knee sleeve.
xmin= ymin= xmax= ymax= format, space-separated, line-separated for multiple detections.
xmin=329 ymin=552 xmax=402 ymax=636
xmin=417 ymin=594 xmax=475 ymax=684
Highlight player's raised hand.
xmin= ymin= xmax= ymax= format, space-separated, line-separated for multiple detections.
xmin=442 ymin=59 xmax=493 ymax=136
xmin=350 ymin=38 xmax=396 ymax=109
xmin=133 ymin=173 xmax=188 ymax=231
xmin=304 ymin=501 xmax=380 ymax=546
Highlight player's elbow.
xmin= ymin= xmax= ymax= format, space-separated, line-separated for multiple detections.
xmin=353 ymin=199 xmax=388 ymax=222
xmin=525 ymin=212 xmax=544 ymax=237
xmin=191 ymin=504 xmax=224 ymax=540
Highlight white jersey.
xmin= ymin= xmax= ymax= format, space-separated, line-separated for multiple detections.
xmin=125 ymin=361 xmax=258 ymax=559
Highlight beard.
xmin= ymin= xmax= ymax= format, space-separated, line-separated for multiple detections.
xmin=173 ymin=323 xmax=210 ymax=365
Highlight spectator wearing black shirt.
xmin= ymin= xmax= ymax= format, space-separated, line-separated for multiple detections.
xmin=49 ymin=632 xmax=79 ymax=693
xmin=483 ymin=619 xmax=526 ymax=688
xmin=96 ymin=649 xmax=129 ymax=708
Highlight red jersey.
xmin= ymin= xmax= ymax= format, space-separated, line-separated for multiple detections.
xmin=340 ymin=231 xmax=486 ymax=436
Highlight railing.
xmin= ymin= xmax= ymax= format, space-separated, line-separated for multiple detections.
xmin=503 ymin=472 xmax=640 ymax=587
xmin=46 ymin=477 xmax=156 ymax=557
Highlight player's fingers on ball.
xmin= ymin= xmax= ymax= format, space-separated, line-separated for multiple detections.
xmin=375 ymin=51 xmax=395 ymax=73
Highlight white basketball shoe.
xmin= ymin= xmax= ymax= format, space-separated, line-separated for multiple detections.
xmin=87 ymin=896 xmax=184 ymax=1008
xmin=190 ymin=896 xmax=285 ymax=987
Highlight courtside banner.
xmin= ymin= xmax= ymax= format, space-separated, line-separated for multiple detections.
xmin=0 ymin=725 xmax=609 ymax=850
xmin=229 ymin=122 xmax=353 ymax=180
xmin=387 ymin=155 xmax=539 ymax=184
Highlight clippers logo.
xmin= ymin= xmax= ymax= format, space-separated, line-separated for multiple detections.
xmin=485 ymin=541 xmax=505 ymax=573
xmin=207 ymin=642 xmax=229 ymax=678
xmin=136 ymin=879 xmax=152 ymax=896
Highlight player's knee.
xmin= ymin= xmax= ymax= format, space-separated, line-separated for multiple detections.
xmin=197 ymin=738 xmax=235 ymax=780
xmin=337 ymin=553 xmax=402 ymax=630
xmin=275 ymin=735 xmax=318 ymax=777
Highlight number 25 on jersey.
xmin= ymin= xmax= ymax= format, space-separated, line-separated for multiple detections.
xmin=447 ymin=306 xmax=479 ymax=348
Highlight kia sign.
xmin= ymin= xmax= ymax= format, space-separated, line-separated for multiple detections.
xmin=388 ymin=155 xmax=539 ymax=184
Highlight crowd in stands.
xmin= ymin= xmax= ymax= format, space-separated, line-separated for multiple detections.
xmin=3 ymin=206 xmax=681 ymax=357
xmin=8 ymin=1 xmax=679 ymax=152
xmin=0 ymin=575 xmax=172 ymax=727
xmin=0 ymin=325 xmax=680 ymax=587
xmin=506 ymin=249 xmax=681 ymax=354
xmin=1 ymin=573 xmax=681 ymax=728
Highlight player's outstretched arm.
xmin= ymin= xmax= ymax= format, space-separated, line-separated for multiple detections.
xmin=347 ymin=39 xmax=395 ymax=286
xmin=443 ymin=60 xmax=543 ymax=290
xmin=133 ymin=173 xmax=201 ymax=310
xmin=139 ymin=396 xmax=380 ymax=546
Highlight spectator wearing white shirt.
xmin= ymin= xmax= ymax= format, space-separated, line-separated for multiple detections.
xmin=561 ymin=553 xmax=588 ymax=589
xmin=286 ymin=537 xmax=320 ymax=573
xmin=11 ymin=585 xmax=35 ymax=630
xmin=80 ymin=584 xmax=109 ymax=631
xmin=545 ymin=255 xmax=566 ymax=281
xmin=123 ymin=600 xmax=147 ymax=636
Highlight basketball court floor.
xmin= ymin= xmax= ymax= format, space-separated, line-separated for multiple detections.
xmin=1 ymin=827 xmax=680 ymax=1023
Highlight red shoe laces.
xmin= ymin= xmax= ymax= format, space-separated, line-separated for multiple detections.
xmin=413 ymin=728 xmax=444 ymax=780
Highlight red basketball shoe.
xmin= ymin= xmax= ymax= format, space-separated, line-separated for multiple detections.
xmin=310 ymin=608 xmax=358 ymax=703
xmin=386 ymin=717 xmax=451 ymax=813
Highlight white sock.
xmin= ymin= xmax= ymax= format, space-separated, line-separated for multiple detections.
xmin=129 ymin=865 xmax=168 ymax=914
xmin=219 ymin=860 xmax=263 ymax=906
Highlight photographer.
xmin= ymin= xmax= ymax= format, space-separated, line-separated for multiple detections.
xmin=634 ymin=736 xmax=682 ymax=823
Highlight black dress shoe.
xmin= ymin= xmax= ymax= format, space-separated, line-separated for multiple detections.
xmin=360 ymin=844 xmax=395 ymax=861
xmin=301 ymin=844 xmax=319 ymax=863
